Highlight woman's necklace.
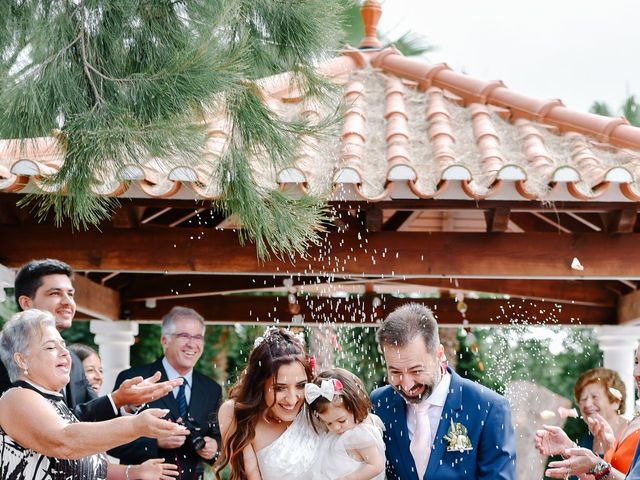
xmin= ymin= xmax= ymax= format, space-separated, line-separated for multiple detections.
xmin=263 ymin=410 xmax=284 ymax=425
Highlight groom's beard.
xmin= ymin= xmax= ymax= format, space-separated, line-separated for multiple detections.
xmin=394 ymin=369 xmax=443 ymax=404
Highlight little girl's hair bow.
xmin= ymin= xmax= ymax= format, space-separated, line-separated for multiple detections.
xmin=304 ymin=379 xmax=343 ymax=404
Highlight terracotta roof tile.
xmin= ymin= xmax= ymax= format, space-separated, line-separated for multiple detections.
xmin=4 ymin=36 xmax=640 ymax=204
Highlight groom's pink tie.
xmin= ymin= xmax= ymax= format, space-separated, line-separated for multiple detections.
xmin=410 ymin=401 xmax=431 ymax=479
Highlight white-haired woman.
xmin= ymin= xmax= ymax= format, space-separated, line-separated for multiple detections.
xmin=0 ymin=309 xmax=186 ymax=480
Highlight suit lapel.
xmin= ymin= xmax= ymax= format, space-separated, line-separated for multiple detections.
xmin=66 ymin=351 xmax=86 ymax=408
xmin=425 ymin=369 xmax=464 ymax=478
xmin=387 ymin=390 xmax=416 ymax=479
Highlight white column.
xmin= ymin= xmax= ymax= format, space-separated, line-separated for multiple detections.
xmin=90 ymin=320 xmax=139 ymax=395
xmin=595 ymin=325 xmax=640 ymax=419
xmin=0 ymin=264 xmax=15 ymax=303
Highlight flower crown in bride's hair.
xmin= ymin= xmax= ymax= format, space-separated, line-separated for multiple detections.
xmin=253 ymin=326 xmax=305 ymax=349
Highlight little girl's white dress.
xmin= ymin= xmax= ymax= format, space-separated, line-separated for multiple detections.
xmin=256 ymin=409 xmax=320 ymax=480
xmin=313 ymin=414 xmax=386 ymax=480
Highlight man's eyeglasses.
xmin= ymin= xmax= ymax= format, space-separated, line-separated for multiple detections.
xmin=169 ymin=333 xmax=205 ymax=342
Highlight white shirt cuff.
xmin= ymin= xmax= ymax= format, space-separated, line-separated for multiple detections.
xmin=107 ymin=393 xmax=119 ymax=416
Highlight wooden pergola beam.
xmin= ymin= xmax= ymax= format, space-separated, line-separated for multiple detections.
xmin=121 ymin=274 xmax=302 ymax=301
xmin=120 ymin=275 xmax=617 ymax=307
xmin=122 ymin=294 xmax=615 ymax=326
xmin=4 ymin=226 xmax=640 ymax=278
xmin=73 ymin=274 xmax=121 ymax=321
xmin=3 ymin=194 xmax=640 ymax=219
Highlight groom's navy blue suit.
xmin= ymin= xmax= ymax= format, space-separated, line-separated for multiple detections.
xmin=371 ymin=368 xmax=516 ymax=480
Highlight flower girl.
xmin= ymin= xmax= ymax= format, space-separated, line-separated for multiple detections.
xmin=305 ymin=368 xmax=385 ymax=480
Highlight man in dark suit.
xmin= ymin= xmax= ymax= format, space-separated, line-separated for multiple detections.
xmin=0 ymin=259 xmax=180 ymax=421
xmin=109 ymin=306 xmax=223 ymax=480
xmin=371 ymin=303 xmax=516 ymax=480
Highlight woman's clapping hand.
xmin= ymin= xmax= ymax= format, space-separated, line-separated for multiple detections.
xmin=534 ymin=425 xmax=575 ymax=456
xmin=545 ymin=447 xmax=600 ymax=478
xmin=586 ymin=413 xmax=616 ymax=452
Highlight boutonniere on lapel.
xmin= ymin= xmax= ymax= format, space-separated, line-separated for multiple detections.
xmin=443 ymin=419 xmax=473 ymax=452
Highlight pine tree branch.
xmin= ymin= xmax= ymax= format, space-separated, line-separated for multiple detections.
xmin=85 ymin=61 xmax=132 ymax=83
xmin=78 ymin=1 xmax=103 ymax=108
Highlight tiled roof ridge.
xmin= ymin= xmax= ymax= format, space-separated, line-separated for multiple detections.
xmin=366 ymin=48 xmax=640 ymax=151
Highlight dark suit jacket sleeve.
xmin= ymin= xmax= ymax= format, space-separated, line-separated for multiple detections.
xmin=73 ymin=395 xmax=118 ymax=422
xmin=477 ymin=395 xmax=516 ymax=480
xmin=0 ymin=361 xmax=12 ymax=396
xmin=107 ymin=368 xmax=158 ymax=463
xmin=204 ymin=383 xmax=223 ymax=466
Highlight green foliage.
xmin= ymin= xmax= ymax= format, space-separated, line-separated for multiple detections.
xmin=130 ymin=323 xmax=163 ymax=366
xmin=0 ymin=292 xmax=19 ymax=327
xmin=0 ymin=0 xmax=346 ymax=259
xmin=457 ymin=327 xmax=601 ymax=397
xmin=590 ymin=95 xmax=640 ymax=126
xmin=340 ymin=0 xmax=434 ymax=56
xmin=221 ymin=324 xmax=264 ymax=387
xmin=60 ymin=320 xmax=97 ymax=349
xmin=334 ymin=326 xmax=386 ymax=393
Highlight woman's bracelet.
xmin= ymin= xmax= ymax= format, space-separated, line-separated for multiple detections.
xmin=588 ymin=460 xmax=611 ymax=480
xmin=124 ymin=464 xmax=132 ymax=480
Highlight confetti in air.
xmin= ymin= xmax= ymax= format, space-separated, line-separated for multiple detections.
xmin=558 ymin=407 xmax=579 ymax=419
xmin=609 ymin=387 xmax=623 ymax=401
xmin=539 ymin=410 xmax=556 ymax=420
xmin=570 ymin=257 xmax=584 ymax=271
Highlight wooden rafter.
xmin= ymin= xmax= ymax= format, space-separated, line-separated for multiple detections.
xmin=382 ymin=210 xmax=415 ymax=231
xmin=484 ymin=207 xmax=510 ymax=232
xmin=605 ymin=209 xmax=638 ymax=234
xmin=565 ymin=212 xmax=602 ymax=231
xmin=140 ymin=207 xmax=172 ymax=224
xmin=530 ymin=212 xmax=572 ymax=233
xmin=169 ymin=208 xmax=207 ymax=228
xmin=509 ymin=212 xmax=559 ymax=232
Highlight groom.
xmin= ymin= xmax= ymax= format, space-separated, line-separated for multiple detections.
xmin=371 ymin=303 xmax=516 ymax=479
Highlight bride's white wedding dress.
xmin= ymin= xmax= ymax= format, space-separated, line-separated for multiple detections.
xmin=256 ymin=409 xmax=320 ymax=480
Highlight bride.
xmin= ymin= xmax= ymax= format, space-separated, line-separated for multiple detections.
xmin=216 ymin=327 xmax=319 ymax=480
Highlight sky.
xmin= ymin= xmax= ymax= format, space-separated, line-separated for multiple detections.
xmin=378 ymin=0 xmax=640 ymax=114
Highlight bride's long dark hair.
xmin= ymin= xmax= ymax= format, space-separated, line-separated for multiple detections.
xmin=216 ymin=328 xmax=312 ymax=480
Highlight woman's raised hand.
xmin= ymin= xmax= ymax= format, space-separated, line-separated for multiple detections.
xmin=133 ymin=409 xmax=188 ymax=439
xmin=586 ymin=413 xmax=616 ymax=451
xmin=534 ymin=425 xmax=575 ymax=456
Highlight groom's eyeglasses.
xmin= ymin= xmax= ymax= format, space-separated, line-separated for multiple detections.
xmin=169 ymin=333 xmax=205 ymax=343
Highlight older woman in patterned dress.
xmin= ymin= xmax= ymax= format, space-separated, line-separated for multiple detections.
xmin=0 ymin=309 xmax=186 ymax=480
